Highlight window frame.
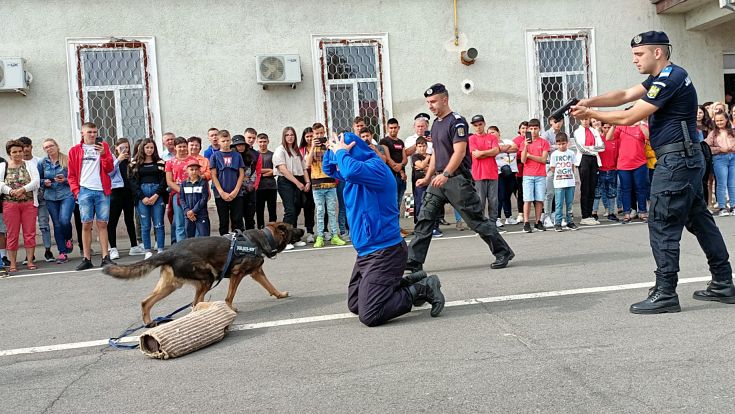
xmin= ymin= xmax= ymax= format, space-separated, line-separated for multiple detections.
xmin=310 ymin=33 xmax=393 ymax=136
xmin=65 ymin=36 xmax=162 ymax=148
xmin=525 ymin=28 xmax=597 ymax=129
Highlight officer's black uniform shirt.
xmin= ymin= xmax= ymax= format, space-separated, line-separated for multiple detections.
xmin=641 ymin=63 xmax=698 ymax=149
xmin=431 ymin=112 xmax=471 ymax=172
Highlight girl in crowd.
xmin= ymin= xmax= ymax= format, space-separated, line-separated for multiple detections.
xmin=608 ymin=120 xmax=649 ymax=223
xmin=298 ymin=127 xmax=316 ymax=243
xmin=512 ymin=121 xmax=529 ymax=223
xmin=705 ymin=112 xmax=735 ymax=216
xmin=107 ymin=138 xmax=145 ymax=259
xmin=0 ymin=140 xmax=40 ymax=272
xmin=128 ymin=138 xmax=167 ymax=259
xmin=39 ymin=138 xmax=75 ymax=264
xmin=572 ymin=118 xmax=605 ymax=225
xmin=274 ymin=126 xmax=309 ymax=249
xmin=698 ymin=104 xmax=715 ymax=206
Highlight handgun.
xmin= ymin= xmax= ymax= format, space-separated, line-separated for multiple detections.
xmin=549 ymin=98 xmax=579 ymax=122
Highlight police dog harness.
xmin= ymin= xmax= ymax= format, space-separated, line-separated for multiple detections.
xmin=213 ymin=228 xmax=279 ymax=289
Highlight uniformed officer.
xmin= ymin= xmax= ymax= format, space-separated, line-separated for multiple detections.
xmin=406 ymin=83 xmax=515 ymax=272
xmin=571 ymin=31 xmax=735 ymax=314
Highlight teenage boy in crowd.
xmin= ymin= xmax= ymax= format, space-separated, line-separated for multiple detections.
xmin=166 ymin=137 xmax=198 ymax=244
xmin=241 ymin=128 xmax=262 ymax=230
xmin=411 ymin=136 xmax=443 ymax=237
xmin=379 ymin=118 xmax=409 ymax=237
xmin=492 ymin=126 xmax=519 ymax=226
xmin=360 ymin=127 xmax=388 ymax=162
xmin=540 ymin=117 xmax=564 ymax=227
xmin=18 ymin=137 xmax=54 ymax=263
xmin=520 ymin=118 xmax=550 ymax=233
xmin=180 ymin=161 xmax=210 ymax=238
xmin=306 ymin=123 xmax=346 ymax=248
xmin=468 ymin=115 xmax=501 ymax=226
xmin=203 ymin=127 xmax=219 ymax=159
xmin=209 ymin=130 xmax=245 ymax=235
xmin=594 ymin=123 xmax=619 ymax=221
xmin=255 ymin=133 xmax=278 ymax=229
xmin=68 ymin=122 xmax=116 ymax=269
xmin=549 ymin=133 xmax=578 ymax=231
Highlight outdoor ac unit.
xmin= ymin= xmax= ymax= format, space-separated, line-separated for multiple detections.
xmin=0 ymin=57 xmax=32 ymax=95
xmin=255 ymin=54 xmax=301 ymax=88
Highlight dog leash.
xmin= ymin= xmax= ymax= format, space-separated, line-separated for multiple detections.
xmin=108 ymin=302 xmax=192 ymax=349
xmin=212 ymin=235 xmax=239 ymax=291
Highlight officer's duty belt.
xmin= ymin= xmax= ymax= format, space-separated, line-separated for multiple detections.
xmin=654 ymin=141 xmax=701 ymax=159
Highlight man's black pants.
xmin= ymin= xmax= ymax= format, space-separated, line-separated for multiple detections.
xmin=409 ymin=173 xmax=512 ymax=264
xmin=256 ymin=188 xmax=277 ymax=229
xmin=214 ymin=196 xmax=244 ymax=235
xmin=579 ymin=154 xmax=599 ymax=219
xmin=347 ymin=241 xmax=413 ymax=327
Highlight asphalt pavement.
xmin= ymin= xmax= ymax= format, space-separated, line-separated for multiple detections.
xmin=2 ymin=217 xmax=735 ymax=413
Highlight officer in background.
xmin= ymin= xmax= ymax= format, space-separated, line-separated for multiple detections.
xmin=571 ymin=31 xmax=735 ymax=314
xmin=406 ymin=83 xmax=515 ymax=272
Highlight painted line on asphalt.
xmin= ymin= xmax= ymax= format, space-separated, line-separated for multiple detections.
xmin=0 ymin=275 xmax=710 ymax=357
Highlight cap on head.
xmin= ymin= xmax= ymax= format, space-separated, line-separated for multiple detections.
xmin=187 ymin=161 xmax=201 ymax=169
xmin=414 ymin=112 xmax=431 ymax=121
xmin=631 ymin=31 xmax=670 ymax=48
xmin=231 ymin=135 xmax=246 ymax=145
xmin=424 ymin=83 xmax=447 ymax=98
xmin=471 ymin=115 xmax=485 ymax=124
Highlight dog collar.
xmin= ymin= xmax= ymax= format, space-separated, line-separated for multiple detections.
xmin=262 ymin=227 xmax=279 ymax=258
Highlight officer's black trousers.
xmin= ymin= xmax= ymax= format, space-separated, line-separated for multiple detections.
xmin=648 ymin=151 xmax=732 ymax=288
xmin=408 ymin=174 xmax=512 ymax=264
xmin=347 ymin=241 xmax=412 ymax=327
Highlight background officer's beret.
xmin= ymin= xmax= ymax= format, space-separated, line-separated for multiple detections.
xmin=414 ymin=112 xmax=431 ymax=121
xmin=424 ymin=83 xmax=447 ymax=97
xmin=631 ymin=31 xmax=671 ymax=48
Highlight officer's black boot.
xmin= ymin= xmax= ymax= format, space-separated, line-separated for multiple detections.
xmin=400 ymin=270 xmax=428 ymax=287
xmin=629 ymin=284 xmax=680 ymax=314
xmin=408 ymin=275 xmax=445 ymax=317
xmin=692 ymin=280 xmax=735 ymax=304
xmin=405 ymin=259 xmax=423 ymax=273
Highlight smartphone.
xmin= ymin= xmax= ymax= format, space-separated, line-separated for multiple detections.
xmin=95 ymin=136 xmax=103 ymax=145
xmin=525 ymin=131 xmax=532 ymax=144
xmin=423 ymin=130 xmax=431 ymax=137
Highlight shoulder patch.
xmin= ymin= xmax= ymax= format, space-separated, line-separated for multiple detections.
xmin=684 ymin=77 xmax=691 ymax=86
xmin=456 ymin=125 xmax=467 ymax=137
xmin=653 ymin=81 xmax=667 ymax=87
xmin=659 ymin=66 xmax=673 ymax=78
xmin=647 ymin=85 xmax=661 ymax=99
xmin=453 ymin=112 xmax=462 ymax=119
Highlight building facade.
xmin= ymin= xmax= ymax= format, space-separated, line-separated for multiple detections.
xmin=1 ymin=0 xmax=734 ymax=153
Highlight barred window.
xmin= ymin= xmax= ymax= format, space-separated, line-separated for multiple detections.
xmin=312 ymin=35 xmax=393 ymax=139
xmin=527 ymin=31 xmax=595 ymax=132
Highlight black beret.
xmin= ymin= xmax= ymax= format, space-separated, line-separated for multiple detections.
xmin=414 ymin=112 xmax=431 ymax=121
xmin=424 ymin=83 xmax=447 ymax=98
xmin=631 ymin=31 xmax=670 ymax=48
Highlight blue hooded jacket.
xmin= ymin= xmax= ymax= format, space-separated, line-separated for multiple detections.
xmin=322 ymin=133 xmax=403 ymax=257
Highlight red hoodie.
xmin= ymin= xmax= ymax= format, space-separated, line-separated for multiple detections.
xmin=67 ymin=139 xmax=115 ymax=197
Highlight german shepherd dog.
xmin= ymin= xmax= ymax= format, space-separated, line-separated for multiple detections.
xmin=103 ymin=222 xmax=304 ymax=325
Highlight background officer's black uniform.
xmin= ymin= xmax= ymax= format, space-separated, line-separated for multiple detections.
xmin=407 ymin=91 xmax=513 ymax=270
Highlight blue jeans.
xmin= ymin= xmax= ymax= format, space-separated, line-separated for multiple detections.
xmin=618 ymin=164 xmax=649 ymax=214
xmin=336 ymin=180 xmax=347 ymax=234
xmin=78 ymin=187 xmax=110 ymax=222
xmin=313 ymin=187 xmax=338 ymax=235
xmin=394 ymin=173 xmax=407 ymax=213
xmin=46 ymin=196 xmax=75 ymax=254
xmin=37 ymin=201 xmax=52 ymax=249
xmin=137 ymin=183 xmax=165 ymax=250
xmin=593 ymin=170 xmax=618 ymax=213
xmin=172 ymin=193 xmax=187 ymax=243
xmin=712 ymin=153 xmax=735 ymax=209
xmin=554 ymin=186 xmax=575 ymax=224
xmin=413 ymin=185 xmax=427 ymax=224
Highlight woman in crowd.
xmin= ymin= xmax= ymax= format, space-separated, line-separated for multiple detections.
xmin=298 ymin=127 xmax=317 ymax=243
xmin=39 ymin=138 xmax=75 ymax=264
xmin=698 ymin=104 xmax=715 ymax=207
xmin=512 ymin=121 xmax=528 ymax=223
xmin=608 ymin=120 xmax=649 ymax=223
xmin=128 ymin=138 xmax=167 ymax=259
xmin=572 ymin=118 xmax=605 ymax=225
xmin=0 ymin=140 xmax=40 ymax=272
xmin=107 ymin=138 xmax=145 ymax=260
xmin=274 ymin=126 xmax=309 ymax=249
xmin=705 ymin=112 xmax=735 ymax=216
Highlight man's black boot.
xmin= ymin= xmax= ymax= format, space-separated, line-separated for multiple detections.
xmin=630 ymin=285 xmax=680 ymax=314
xmin=409 ymin=275 xmax=445 ymax=317
xmin=405 ymin=259 xmax=423 ymax=273
xmin=491 ymin=250 xmax=515 ymax=269
xmin=693 ymin=280 xmax=735 ymax=304
xmin=400 ymin=270 xmax=427 ymax=287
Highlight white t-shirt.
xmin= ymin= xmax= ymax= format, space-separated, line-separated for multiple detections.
xmin=404 ymin=134 xmax=434 ymax=154
xmin=80 ymin=144 xmax=103 ymax=190
xmin=272 ymin=145 xmax=306 ymax=177
xmin=550 ymin=149 xmax=576 ymax=189
xmin=495 ymin=139 xmax=518 ymax=173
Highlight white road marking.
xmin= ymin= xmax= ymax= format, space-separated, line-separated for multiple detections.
xmin=0 ymin=275 xmax=710 ymax=357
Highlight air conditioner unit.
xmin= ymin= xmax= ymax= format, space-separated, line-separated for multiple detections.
xmin=0 ymin=57 xmax=32 ymax=95
xmin=255 ymin=54 xmax=301 ymax=88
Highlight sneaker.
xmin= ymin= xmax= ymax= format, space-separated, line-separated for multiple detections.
xmin=294 ymin=241 xmax=307 ymax=247
xmin=331 ymin=234 xmax=347 ymax=246
xmin=129 ymin=245 xmax=146 ymax=256
xmin=438 ymin=218 xmax=450 ymax=226
xmin=157 ymin=248 xmax=164 ymax=254
xmin=101 ymin=255 xmax=117 ymax=267
xmin=22 ymin=257 xmax=34 ymax=266
xmin=516 ymin=213 xmax=524 ymax=223
xmin=523 ymin=222 xmax=533 ymax=233
xmin=109 ymin=247 xmax=119 ymax=260
xmin=456 ymin=221 xmax=465 ymax=231
xmin=566 ymin=222 xmax=579 ymax=231
xmin=719 ymin=209 xmax=730 ymax=217
xmin=432 ymin=229 xmax=444 ymax=238
xmin=554 ymin=224 xmax=563 ymax=232
xmin=592 ymin=213 xmax=599 ymax=221
xmin=340 ymin=231 xmax=350 ymax=241
xmin=313 ymin=236 xmax=325 ymax=248
xmin=44 ymin=249 xmax=55 ymax=262
xmin=66 ymin=240 xmax=74 ymax=253
xmin=505 ymin=217 xmax=519 ymax=225
xmin=630 ymin=209 xmax=638 ymax=219
xmin=607 ymin=214 xmax=620 ymax=222
xmin=543 ymin=215 xmax=554 ymax=228
xmin=561 ymin=219 xmax=568 ymax=227
xmin=306 ymin=233 xmax=315 ymax=243
xmin=580 ymin=217 xmax=598 ymax=225
xmin=144 ymin=251 xmax=153 ymax=259
xmin=496 ymin=218 xmax=504 ymax=228
xmin=76 ymin=258 xmax=94 ymax=271
xmin=56 ymin=253 xmax=68 ymax=264
xmin=1 ymin=256 xmax=10 ymax=267
xmin=285 ymin=243 xmax=295 ymax=250
xmin=535 ymin=221 xmax=546 ymax=231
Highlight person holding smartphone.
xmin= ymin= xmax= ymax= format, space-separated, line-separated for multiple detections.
xmin=67 ymin=122 xmax=116 ymax=270
xmin=107 ymin=138 xmax=145 ymax=260
xmin=39 ymin=138 xmax=75 ymax=264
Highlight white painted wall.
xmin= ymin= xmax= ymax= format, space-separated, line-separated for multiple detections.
xmin=1 ymin=0 xmax=733 ymax=154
